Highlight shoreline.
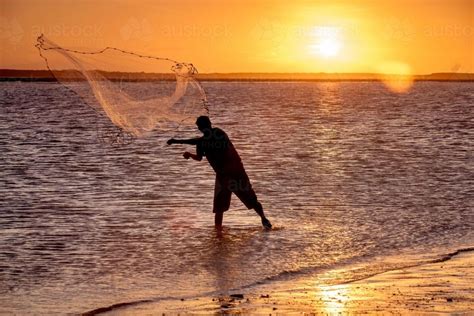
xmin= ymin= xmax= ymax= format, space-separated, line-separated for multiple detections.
xmin=85 ymin=248 xmax=474 ymax=315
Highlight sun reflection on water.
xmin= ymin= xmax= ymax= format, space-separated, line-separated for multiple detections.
xmin=318 ymin=283 xmax=351 ymax=314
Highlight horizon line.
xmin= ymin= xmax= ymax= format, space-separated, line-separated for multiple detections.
xmin=1 ymin=69 xmax=473 ymax=76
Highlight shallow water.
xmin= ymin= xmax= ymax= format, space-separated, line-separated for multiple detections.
xmin=1 ymin=81 xmax=473 ymax=314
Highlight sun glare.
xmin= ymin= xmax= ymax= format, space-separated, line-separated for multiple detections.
xmin=318 ymin=38 xmax=342 ymax=57
xmin=309 ymin=26 xmax=343 ymax=59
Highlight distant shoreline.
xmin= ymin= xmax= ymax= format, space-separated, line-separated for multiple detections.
xmin=1 ymin=69 xmax=473 ymax=82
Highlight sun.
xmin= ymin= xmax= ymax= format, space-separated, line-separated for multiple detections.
xmin=310 ymin=26 xmax=343 ymax=58
xmin=318 ymin=38 xmax=342 ymax=57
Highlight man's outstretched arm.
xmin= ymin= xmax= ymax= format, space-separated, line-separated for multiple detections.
xmin=167 ymin=137 xmax=201 ymax=145
xmin=183 ymin=151 xmax=202 ymax=161
xmin=167 ymin=137 xmax=203 ymax=161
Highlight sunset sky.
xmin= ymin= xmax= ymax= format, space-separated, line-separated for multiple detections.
xmin=1 ymin=0 xmax=473 ymax=74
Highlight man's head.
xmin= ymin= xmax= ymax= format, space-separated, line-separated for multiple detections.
xmin=196 ymin=116 xmax=212 ymax=133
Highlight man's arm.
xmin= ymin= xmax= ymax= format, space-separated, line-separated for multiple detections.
xmin=167 ymin=137 xmax=204 ymax=161
xmin=183 ymin=151 xmax=203 ymax=161
xmin=167 ymin=137 xmax=201 ymax=145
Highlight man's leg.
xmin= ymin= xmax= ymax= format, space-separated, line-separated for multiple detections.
xmin=232 ymin=174 xmax=272 ymax=229
xmin=213 ymin=174 xmax=231 ymax=229
xmin=253 ymin=201 xmax=265 ymax=218
xmin=214 ymin=212 xmax=223 ymax=229
xmin=254 ymin=201 xmax=272 ymax=229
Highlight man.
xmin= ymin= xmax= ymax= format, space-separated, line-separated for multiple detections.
xmin=167 ymin=116 xmax=272 ymax=230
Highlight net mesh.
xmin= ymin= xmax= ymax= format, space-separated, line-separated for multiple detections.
xmin=35 ymin=34 xmax=208 ymax=141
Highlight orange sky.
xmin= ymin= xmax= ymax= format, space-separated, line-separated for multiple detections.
xmin=1 ymin=0 xmax=473 ymax=74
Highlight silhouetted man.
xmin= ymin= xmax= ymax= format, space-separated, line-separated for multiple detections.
xmin=167 ymin=116 xmax=272 ymax=230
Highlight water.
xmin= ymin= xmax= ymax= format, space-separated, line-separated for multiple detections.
xmin=1 ymin=81 xmax=473 ymax=314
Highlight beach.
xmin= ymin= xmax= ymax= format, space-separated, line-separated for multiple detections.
xmin=103 ymin=249 xmax=474 ymax=315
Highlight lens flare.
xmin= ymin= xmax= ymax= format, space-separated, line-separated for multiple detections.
xmin=377 ymin=61 xmax=414 ymax=93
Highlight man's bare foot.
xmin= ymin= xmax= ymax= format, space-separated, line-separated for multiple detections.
xmin=262 ymin=217 xmax=272 ymax=229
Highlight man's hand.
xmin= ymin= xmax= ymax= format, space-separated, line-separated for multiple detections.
xmin=167 ymin=138 xmax=176 ymax=145
xmin=183 ymin=151 xmax=192 ymax=159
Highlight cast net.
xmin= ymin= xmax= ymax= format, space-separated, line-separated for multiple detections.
xmin=35 ymin=34 xmax=208 ymax=143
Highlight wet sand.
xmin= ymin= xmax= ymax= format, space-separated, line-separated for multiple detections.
xmin=95 ymin=250 xmax=473 ymax=315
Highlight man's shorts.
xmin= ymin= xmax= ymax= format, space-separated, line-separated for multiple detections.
xmin=213 ymin=171 xmax=258 ymax=213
